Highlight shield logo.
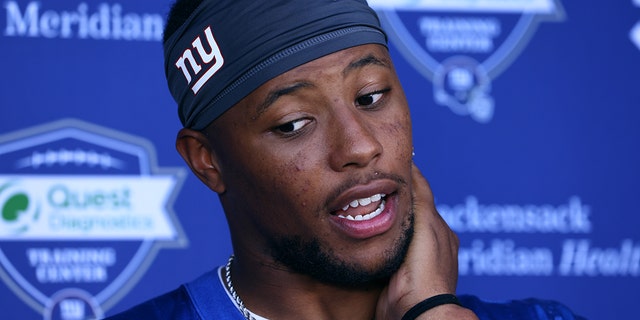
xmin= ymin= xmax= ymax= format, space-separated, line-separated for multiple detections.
xmin=370 ymin=0 xmax=565 ymax=122
xmin=0 ymin=119 xmax=186 ymax=319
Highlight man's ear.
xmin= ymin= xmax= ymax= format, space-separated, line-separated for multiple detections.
xmin=175 ymin=128 xmax=225 ymax=194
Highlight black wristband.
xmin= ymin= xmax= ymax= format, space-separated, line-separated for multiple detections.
xmin=401 ymin=294 xmax=462 ymax=320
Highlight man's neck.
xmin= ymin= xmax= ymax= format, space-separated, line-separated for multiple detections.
xmin=228 ymin=253 xmax=384 ymax=320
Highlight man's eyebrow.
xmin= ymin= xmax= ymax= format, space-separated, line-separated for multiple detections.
xmin=342 ymin=54 xmax=390 ymax=77
xmin=254 ymin=82 xmax=313 ymax=120
xmin=252 ymin=54 xmax=389 ymax=120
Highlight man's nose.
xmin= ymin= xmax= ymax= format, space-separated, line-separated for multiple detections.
xmin=327 ymin=106 xmax=383 ymax=172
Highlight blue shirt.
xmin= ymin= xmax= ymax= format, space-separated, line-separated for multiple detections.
xmin=106 ymin=269 xmax=585 ymax=320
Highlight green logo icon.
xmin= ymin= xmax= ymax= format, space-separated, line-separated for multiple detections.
xmin=2 ymin=192 xmax=29 ymax=222
xmin=0 ymin=181 xmax=40 ymax=234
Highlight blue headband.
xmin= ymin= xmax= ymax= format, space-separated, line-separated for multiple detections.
xmin=163 ymin=0 xmax=387 ymax=130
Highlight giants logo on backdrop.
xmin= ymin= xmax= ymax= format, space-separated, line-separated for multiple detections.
xmin=3 ymin=1 xmax=164 ymax=41
xmin=369 ymin=0 xmax=564 ymax=123
xmin=0 ymin=119 xmax=186 ymax=320
xmin=174 ymin=26 xmax=225 ymax=94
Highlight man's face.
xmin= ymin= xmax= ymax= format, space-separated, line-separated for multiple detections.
xmin=207 ymin=44 xmax=414 ymax=287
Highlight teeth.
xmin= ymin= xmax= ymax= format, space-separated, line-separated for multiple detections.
xmin=359 ymin=197 xmax=372 ymax=206
xmin=338 ymin=199 xmax=386 ymax=221
xmin=342 ymin=194 xmax=385 ymax=212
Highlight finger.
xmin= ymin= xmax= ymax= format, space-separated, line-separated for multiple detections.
xmin=410 ymin=163 xmax=457 ymax=250
xmin=411 ymin=163 xmax=456 ymax=237
xmin=409 ymin=163 xmax=459 ymax=291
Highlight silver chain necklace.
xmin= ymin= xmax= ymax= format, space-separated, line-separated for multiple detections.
xmin=225 ymin=255 xmax=256 ymax=320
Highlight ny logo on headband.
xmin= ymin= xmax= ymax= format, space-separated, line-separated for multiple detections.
xmin=175 ymin=26 xmax=224 ymax=94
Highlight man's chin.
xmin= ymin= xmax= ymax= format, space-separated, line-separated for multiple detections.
xmin=269 ymin=213 xmax=414 ymax=289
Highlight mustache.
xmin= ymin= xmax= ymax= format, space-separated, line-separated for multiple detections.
xmin=322 ymin=171 xmax=408 ymax=212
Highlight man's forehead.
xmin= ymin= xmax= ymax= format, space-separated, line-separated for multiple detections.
xmin=248 ymin=45 xmax=393 ymax=118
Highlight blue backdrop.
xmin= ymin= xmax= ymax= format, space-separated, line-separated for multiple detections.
xmin=1 ymin=1 xmax=638 ymax=319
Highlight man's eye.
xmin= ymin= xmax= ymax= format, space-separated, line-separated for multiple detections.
xmin=356 ymin=90 xmax=386 ymax=107
xmin=275 ymin=118 xmax=312 ymax=134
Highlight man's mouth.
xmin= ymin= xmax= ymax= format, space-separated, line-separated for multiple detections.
xmin=336 ymin=193 xmax=386 ymax=221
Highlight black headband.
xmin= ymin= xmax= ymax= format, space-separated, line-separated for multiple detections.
xmin=163 ymin=0 xmax=387 ymax=130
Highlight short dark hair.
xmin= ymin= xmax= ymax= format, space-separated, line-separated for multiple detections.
xmin=163 ymin=0 xmax=204 ymax=43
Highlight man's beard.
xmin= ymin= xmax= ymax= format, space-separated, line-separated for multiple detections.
xmin=269 ymin=210 xmax=414 ymax=289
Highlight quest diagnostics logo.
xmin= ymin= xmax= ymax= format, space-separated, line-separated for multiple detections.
xmin=0 ymin=119 xmax=186 ymax=320
xmin=369 ymin=0 xmax=564 ymax=123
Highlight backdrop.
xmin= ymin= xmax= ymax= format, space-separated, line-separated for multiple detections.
xmin=1 ymin=1 xmax=638 ymax=319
